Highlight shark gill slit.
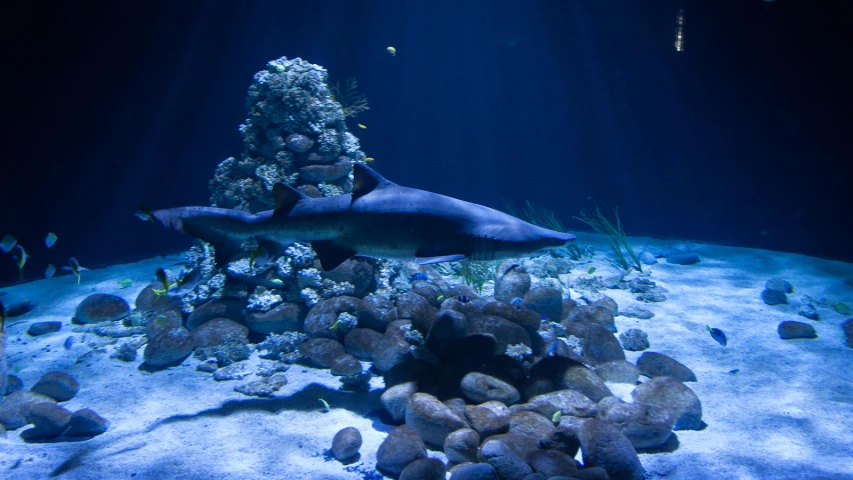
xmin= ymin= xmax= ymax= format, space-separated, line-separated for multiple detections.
xmin=471 ymin=235 xmax=495 ymax=261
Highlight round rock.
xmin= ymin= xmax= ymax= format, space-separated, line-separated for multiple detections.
xmin=406 ymin=392 xmax=468 ymax=446
xmin=376 ymin=425 xmax=427 ymax=475
xmin=73 ymin=293 xmax=129 ymax=324
xmin=143 ymin=327 xmax=194 ymax=367
xmin=444 ymin=427 xmax=480 ymax=464
xmin=778 ymin=321 xmax=817 ymax=339
xmin=65 ymin=408 xmax=109 ymax=437
xmin=400 ymin=457 xmax=447 ymax=480
xmin=461 ymin=372 xmax=520 ymax=405
xmin=30 ymin=371 xmax=80 ymax=402
xmin=331 ymin=426 xmax=362 ymax=461
xmin=298 ymin=338 xmax=346 ymax=368
xmin=631 ymin=376 xmax=702 ymax=430
xmin=579 ymin=418 xmax=645 ymax=480
xmin=636 ymin=352 xmax=696 ymax=382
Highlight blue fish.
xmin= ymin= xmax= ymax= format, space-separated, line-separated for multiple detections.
xmin=510 ymin=297 xmax=524 ymax=308
xmin=547 ymin=340 xmax=560 ymax=356
xmin=706 ymin=325 xmax=727 ymax=346
xmin=410 ymin=272 xmax=429 ymax=282
xmin=456 ymin=295 xmax=470 ymax=303
xmin=45 ymin=232 xmax=58 ymax=248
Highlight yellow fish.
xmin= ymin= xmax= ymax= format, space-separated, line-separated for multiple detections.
xmin=386 ymin=46 xmax=396 ymax=56
xmin=365 ymin=157 xmax=375 ymax=162
xmin=358 ymin=123 xmax=367 ymax=129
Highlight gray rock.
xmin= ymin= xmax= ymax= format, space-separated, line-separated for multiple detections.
xmin=303 ymin=296 xmax=373 ymax=339
xmin=144 ymin=327 xmax=193 ymax=367
xmin=513 ymin=389 xmax=598 ymax=419
xmin=381 ymin=381 xmax=418 ymax=421
xmin=331 ymin=426 xmax=362 ymax=461
xmin=564 ymin=305 xmax=616 ymax=332
xmin=372 ymin=320 xmax=414 ymax=372
xmin=65 ymin=408 xmax=109 ymax=436
xmin=400 ymin=458 xmax=447 ymax=480
xmin=494 ymin=262 xmax=531 ymax=303
xmin=507 ymin=410 xmax=555 ymax=440
xmin=488 ymin=454 xmax=533 ymax=480
xmin=596 ymin=396 xmax=674 ymax=449
xmin=468 ymin=315 xmax=532 ymax=354
xmin=376 ymin=425 xmax=427 ymax=475
xmin=234 ymin=374 xmax=288 ymax=397
xmin=618 ymin=329 xmax=650 ymax=352
xmin=595 ymin=360 xmax=640 ymax=384
xmin=761 ymin=288 xmax=788 ymax=306
xmin=449 ymin=463 xmax=497 ymax=480
xmin=344 ymin=327 xmax=383 ymax=361
xmin=444 ymin=428 xmax=480 ymax=464
xmin=778 ymin=321 xmax=817 ymax=339
xmin=579 ymin=418 xmax=645 ymax=480
xmin=190 ymin=318 xmax=249 ymax=349
xmin=73 ymin=294 xmax=129 ymax=324
xmin=286 ymin=133 xmax=314 ymax=152
xmin=538 ymin=426 xmax=581 ymax=457
xmin=582 ymin=325 xmax=626 ymax=364
xmin=30 ymin=371 xmax=79 ymax=402
xmin=213 ymin=362 xmax=253 ymax=381
xmin=396 ymin=292 xmax=438 ymax=334
xmin=638 ymin=251 xmax=657 ymax=265
xmin=524 ymin=286 xmax=564 ymax=320
xmin=243 ymin=301 xmax=302 ymax=334
xmin=145 ymin=310 xmax=183 ymax=338
xmin=330 ymin=354 xmax=362 ymax=376
xmin=298 ymin=338 xmax=346 ymax=368
xmin=298 ymin=156 xmax=351 ymax=183
xmin=465 ymin=401 xmax=511 ymax=437
xmin=525 ymin=449 xmax=579 ymax=477
xmin=618 ymin=305 xmax=654 ymax=320
xmin=480 ymin=432 xmax=540 ymax=462
xmin=5 ymin=375 xmax=23 ymax=396
xmin=797 ymin=302 xmax=820 ymax=321
xmin=405 ymin=392 xmax=468 ymax=446
xmin=23 ymin=402 xmax=72 ymax=438
xmin=631 ymin=377 xmax=702 ymax=430
xmin=636 ymin=352 xmax=696 ymax=382
xmin=557 ymin=365 xmax=612 ymax=402
xmin=461 ymin=372 xmax=520 ymax=405
xmin=321 ymin=258 xmax=376 ymax=298
xmin=186 ymin=298 xmax=245 ymax=330
xmin=427 ymin=310 xmax=470 ymax=355
xmin=765 ymin=278 xmax=793 ymax=293
xmin=665 ymin=252 xmax=700 ymax=265
xmin=27 ymin=321 xmax=62 ymax=336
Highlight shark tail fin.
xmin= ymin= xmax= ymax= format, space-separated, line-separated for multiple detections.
xmin=152 ymin=207 xmax=249 ymax=268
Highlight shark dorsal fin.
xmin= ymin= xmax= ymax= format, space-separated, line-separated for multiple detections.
xmin=272 ymin=183 xmax=308 ymax=215
xmin=352 ymin=163 xmax=394 ymax=201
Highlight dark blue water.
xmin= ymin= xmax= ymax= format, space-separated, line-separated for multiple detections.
xmin=2 ymin=0 xmax=850 ymax=285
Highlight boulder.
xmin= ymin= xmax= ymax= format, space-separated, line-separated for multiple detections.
xmin=444 ymin=428 xmax=480 ymax=464
xmin=596 ymin=396 xmax=674 ymax=449
xmin=778 ymin=321 xmax=817 ymax=339
xmin=461 ymin=372 xmax=520 ymax=405
xmin=579 ymin=418 xmax=645 ymax=480
xmin=73 ymin=293 xmax=129 ymax=324
xmin=331 ymin=426 xmax=362 ymax=461
xmin=376 ymin=425 xmax=427 ymax=475
xmin=636 ymin=352 xmax=696 ymax=382
xmin=399 ymin=458 xmax=447 ymax=480
xmin=144 ymin=327 xmax=193 ymax=367
xmin=405 ymin=392 xmax=468 ymax=446
xmin=631 ymin=377 xmax=702 ymax=430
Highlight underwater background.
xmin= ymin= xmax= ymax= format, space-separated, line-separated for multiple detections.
xmin=1 ymin=0 xmax=851 ymax=285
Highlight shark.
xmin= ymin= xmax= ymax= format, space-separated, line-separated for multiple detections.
xmin=152 ymin=164 xmax=575 ymax=271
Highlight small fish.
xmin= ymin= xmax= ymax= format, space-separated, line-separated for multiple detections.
xmin=174 ymin=268 xmax=201 ymax=296
xmin=135 ymin=206 xmax=155 ymax=223
xmin=62 ymin=257 xmax=88 ymax=285
xmin=118 ymin=279 xmax=133 ymax=289
xmin=410 ymin=272 xmax=429 ymax=282
xmin=386 ymin=46 xmax=396 ymax=56
xmin=0 ymin=234 xmax=17 ymax=253
xmin=45 ymin=264 xmax=56 ymax=279
xmin=706 ymin=325 xmax=727 ymax=346
xmin=551 ymin=410 xmax=562 ymax=423
xmin=64 ymin=336 xmax=74 ymax=350
xmin=365 ymin=157 xmax=375 ymax=162
xmin=436 ymin=295 xmax=445 ymax=303
xmin=510 ymin=297 xmax=524 ymax=308
xmin=5 ymin=299 xmax=35 ymax=317
xmin=248 ymin=246 xmax=271 ymax=269
xmin=12 ymin=245 xmax=30 ymax=279
xmin=547 ymin=340 xmax=560 ymax=356
xmin=727 ymin=368 xmax=739 ymax=375
xmin=357 ymin=123 xmax=367 ymax=129
xmin=587 ymin=266 xmax=596 ymax=275
xmin=834 ymin=303 xmax=851 ymax=315
xmin=540 ymin=315 xmax=548 ymax=321
xmin=456 ymin=295 xmax=470 ymax=303
xmin=270 ymin=278 xmax=284 ymax=286
xmin=153 ymin=267 xmax=174 ymax=296
xmin=318 ymin=398 xmax=331 ymax=413
xmin=45 ymin=232 xmax=58 ymax=248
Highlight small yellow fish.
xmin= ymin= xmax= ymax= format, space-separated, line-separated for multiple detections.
xmin=386 ymin=46 xmax=396 ymax=56
xmin=357 ymin=123 xmax=367 ymax=129
xmin=365 ymin=157 xmax=375 ymax=162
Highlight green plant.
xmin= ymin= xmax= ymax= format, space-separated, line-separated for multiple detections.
xmin=504 ymin=199 xmax=566 ymax=233
xmin=329 ymin=77 xmax=369 ymax=118
xmin=575 ymin=206 xmax=642 ymax=272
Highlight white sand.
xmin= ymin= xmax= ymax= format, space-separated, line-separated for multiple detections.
xmin=1 ymin=237 xmax=852 ymax=480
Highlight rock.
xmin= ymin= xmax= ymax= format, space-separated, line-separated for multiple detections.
xmin=765 ymin=278 xmax=793 ymax=293
xmin=243 ymin=301 xmax=302 ymax=334
xmin=595 ymin=361 xmax=640 ymax=384
xmin=557 ymin=364 xmax=612 ymax=402
xmin=361 ymin=293 xmax=399 ymax=331
xmin=465 ymin=401 xmax=511 ymax=437
xmin=65 ymin=408 xmax=109 ymax=436
xmin=344 ymin=328 xmax=383 ymax=360
xmin=30 ymin=371 xmax=80 ymax=402
xmin=426 ymin=309 xmax=469 ymax=355
xmin=778 ymin=321 xmax=817 ymax=339
xmin=761 ymin=288 xmax=788 ymax=306
xmin=400 ymin=458 xmax=447 ymax=480
xmin=381 ymin=381 xmax=419 ymax=421
xmin=444 ymin=428 xmax=480 ymax=464
xmin=582 ymin=325 xmax=626 ymax=364
xmin=575 ymin=466 xmax=611 ymax=479
xmin=331 ymin=426 xmax=362 ymax=461
xmin=488 ymin=454 xmax=533 ymax=480
xmin=299 ymin=156 xmax=351 ymax=183
xmin=524 ymin=286 xmax=564 ymax=320
xmin=233 ymin=374 xmax=287 ymax=397
xmin=145 ymin=310 xmax=183 ymax=338
xmin=538 ymin=426 xmax=581 ymax=457
xmin=5 ymin=375 xmax=23 ymax=396
xmin=843 ymin=318 xmax=853 ymax=348
xmin=638 ymin=251 xmax=657 ymax=265
xmin=636 ymin=352 xmax=696 ymax=382
xmin=303 ymin=296 xmax=374 ymax=339
xmin=449 ymin=463 xmax=497 ymax=480
xmin=23 ymin=402 xmax=72 ymax=438
xmin=579 ymin=418 xmax=645 ymax=480
xmin=144 ymin=327 xmax=193 ymax=367
xmin=564 ymin=305 xmax=616 ymax=332
xmin=665 ymin=252 xmax=700 ymax=265
xmin=526 ymin=449 xmax=579 ymax=477
xmin=513 ymin=389 xmax=597 ymax=419
xmin=321 ymin=258 xmax=376 ymax=298
xmin=330 ymin=354 xmax=362 ymax=376
xmin=213 ymin=362 xmax=253 ymax=381
xmin=494 ymin=262 xmax=531 ymax=303
xmin=406 ymin=392 xmax=468 ymax=446
xmin=596 ymin=396 xmax=674 ymax=449
xmin=631 ymin=377 xmax=702 ymax=430
xmin=0 ymin=391 xmax=57 ymax=429
xmin=191 ymin=318 xmax=249 ymax=349
xmin=468 ymin=316 xmax=532 ymax=354
xmin=186 ymin=298 xmax=246 ymax=330
xmin=372 ymin=320 xmax=414 ymax=372
xmin=396 ymin=292 xmax=438 ymax=334
xmin=619 ymin=305 xmax=654 ymax=320
xmin=507 ymin=410 xmax=555 ymax=440
xmin=286 ymin=133 xmax=314 ymax=152
xmin=298 ymin=338 xmax=346 ymax=368
xmin=376 ymin=425 xmax=427 ymax=475
xmin=73 ymin=293 xmax=129 ymax=324
xmin=618 ymin=329 xmax=649 ymax=352
xmin=797 ymin=302 xmax=820 ymax=321
xmin=461 ymin=372 xmax=520 ymax=405
xmin=27 ymin=321 xmax=62 ymax=336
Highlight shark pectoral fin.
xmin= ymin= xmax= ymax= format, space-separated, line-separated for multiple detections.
xmin=312 ymin=240 xmax=357 ymax=271
xmin=416 ymin=254 xmax=467 ymax=265
xmin=352 ymin=163 xmax=395 ymax=201
xmin=210 ymin=234 xmax=244 ymax=268
xmin=272 ymin=183 xmax=308 ymax=217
